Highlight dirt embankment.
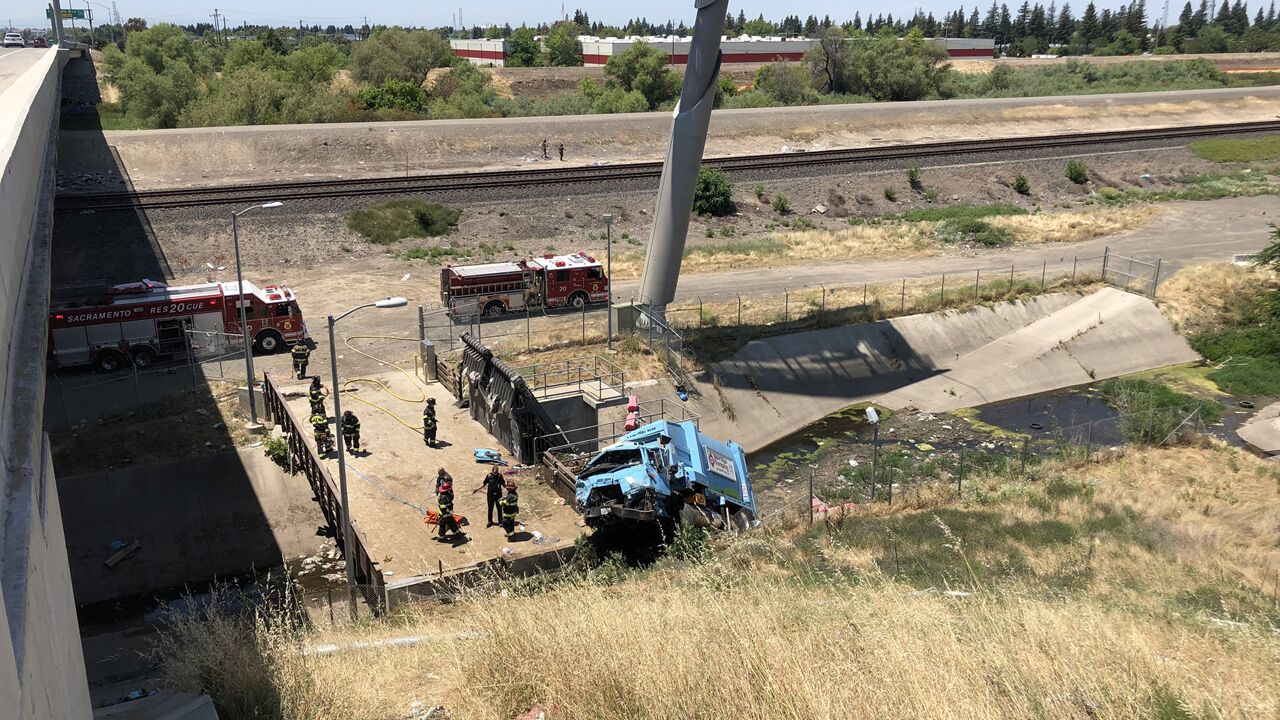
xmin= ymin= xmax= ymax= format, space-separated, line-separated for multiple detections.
xmin=59 ymin=86 xmax=1280 ymax=191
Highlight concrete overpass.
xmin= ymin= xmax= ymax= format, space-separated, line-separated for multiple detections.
xmin=0 ymin=47 xmax=93 ymax=719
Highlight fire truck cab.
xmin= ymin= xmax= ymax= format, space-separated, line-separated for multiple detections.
xmin=440 ymin=252 xmax=609 ymax=319
xmin=48 ymin=278 xmax=306 ymax=372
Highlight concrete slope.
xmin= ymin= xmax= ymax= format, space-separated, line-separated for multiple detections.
xmin=878 ymin=287 xmax=1198 ymax=412
xmin=691 ymin=288 xmax=1197 ymax=453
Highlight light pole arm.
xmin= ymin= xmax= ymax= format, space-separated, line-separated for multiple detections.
xmin=332 ymin=303 xmax=376 ymax=324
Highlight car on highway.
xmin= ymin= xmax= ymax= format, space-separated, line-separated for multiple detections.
xmin=31 ymin=37 xmax=47 ymax=48
xmin=3 ymin=33 xmax=26 ymax=48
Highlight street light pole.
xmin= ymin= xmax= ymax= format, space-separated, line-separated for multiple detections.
xmin=231 ymin=201 xmax=283 ymax=428
xmin=328 ymin=297 xmax=407 ymax=618
xmin=604 ymin=214 xmax=613 ymax=350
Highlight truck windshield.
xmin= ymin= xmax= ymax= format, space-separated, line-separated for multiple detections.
xmin=580 ymin=448 xmax=643 ymax=478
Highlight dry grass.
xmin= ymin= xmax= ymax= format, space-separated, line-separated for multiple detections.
xmin=609 ymin=207 xmax=1156 ymax=279
xmin=155 ymin=445 xmax=1280 ymax=719
xmin=1157 ymin=262 xmax=1278 ymax=335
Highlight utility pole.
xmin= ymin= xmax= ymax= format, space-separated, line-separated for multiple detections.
xmin=211 ymin=8 xmax=221 ymax=42
xmin=362 ymin=15 xmax=368 ymax=39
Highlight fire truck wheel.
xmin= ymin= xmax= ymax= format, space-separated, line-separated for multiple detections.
xmin=130 ymin=347 xmax=156 ymax=369
xmin=483 ymin=301 xmax=506 ymax=318
xmin=96 ymin=351 xmax=124 ymax=373
xmin=569 ymin=292 xmax=589 ymax=309
xmin=255 ymin=331 xmax=283 ymax=354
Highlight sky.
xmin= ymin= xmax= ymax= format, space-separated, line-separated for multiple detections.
xmin=9 ymin=1 xmax=1147 ymax=32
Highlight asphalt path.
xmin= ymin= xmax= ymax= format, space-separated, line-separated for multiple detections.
xmin=613 ymin=195 xmax=1277 ymax=304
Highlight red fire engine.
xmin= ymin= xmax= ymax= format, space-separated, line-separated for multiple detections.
xmin=48 ymin=278 xmax=306 ymax=371
xmin=440 ymin=252 xmax=609 ymax=318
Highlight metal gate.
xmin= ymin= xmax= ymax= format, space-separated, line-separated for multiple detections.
xmin=1100 ymin=246 xmax=1163 ymax=298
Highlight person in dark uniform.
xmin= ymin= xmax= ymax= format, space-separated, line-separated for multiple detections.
xmin=422 ymin=403 xmax=438 ymax=447
xmin=291 ymin=342 xmax=311 ymax=379
xmin=557 ymin=142 xmax=565 ymax=161
xmin=500 ymin=482 xmax=520 ymax=539
xmin=436 ymin=480 xmax=465 ymax=542
xmin=473 ymin=466 xmax=506 ymax=527
xmin=340 ymin=410 xmax=360 ymax=454
xmin=435 ymin=467 xmax=453 ymax=494
xmin=308 ymin=377 xmax=328 ymax=415
xmin=541 ymin=138 xmax=549 ymax=159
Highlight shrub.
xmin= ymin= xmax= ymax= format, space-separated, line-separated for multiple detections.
xmin=923 ymin=187 xmax=939 ymax=202
xmin=754 ymin=62 xmax=819 ymax=105
xmin=262 ymin=435 xmax=289 ymax=467
xmin=883 ymin=187 xmax=898 ymax=202
xmin=1066 ymin=159 xmax=1089 ymax=184
xmin=355 ymin=78 xmax=427 ymax=112
xmin=603 ymin=41 xmax=678 ymax=109
xmin=348 ymin=28 xmax=453 ymax=85
xmin=772 ymin=194 xmax=792 ymax=215
xmin=346 ymin=200 xmax=461 ymax=244
xmin=936 ymin=218 xmax=1015 ymax=247
xmin=693 ymin=167 xmax=736 ymax=217
xmin=1012 ymin=173 xmax=1031 ymax=195
xmin=907 ymin=164 xmax=923 ymax=192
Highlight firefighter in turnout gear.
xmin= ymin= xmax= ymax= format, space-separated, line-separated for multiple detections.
xmin=500 ymin=482 xmax=520 ymax=539
xmin=436 ymin=481 xmax=465 ymax=541
xmin=422 ymin=399 xmax=438 ymax=447
xmin=341 ymin=410 xmax=360 ymax=454
xmin=308 ymin=377 xmax=328 ymax=415
xmin=310 ymin=412 xmax=333 ymax=454
xmin=291 ymin=342 xmax=311 ymax=379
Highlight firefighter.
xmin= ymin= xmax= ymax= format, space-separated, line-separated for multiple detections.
xmin=310 ymin=412 xmax=332 ymax=454
xmin=435 ymin=467 xmax=453 ymax=494
xmin=422 ymin=399 xmax=438 ymax=447
xmin=500 ymin=482 xmax=520 ymax=540
xmin=308 ymin=377 xmax=328 ymax=415
xmin=473 ymin=466 xmax=506 ymax=527
xmin=291 ymin=342 xmax=311 ymax=379
xmin=436 ymin=480 xmax=465 ymax=541
xmin=558 ymin=142 xmax=565 ymax=161
xmin=341 ymin=410 xmax=360 ymax=454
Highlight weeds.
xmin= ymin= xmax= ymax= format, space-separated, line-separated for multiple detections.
xmin=772 ymin=194 xmax=792 ymax=215
xmin=894 ymin=203 xmax=1028 ymax=223
xmin=935 ymin=218 xmax=1015 ymax=247
xmin=346 ymin=200 xmax=461 ymax=245
xmin=883 ymin=187 xmax=897 ymax=202
xmin=1012 ymin=173 xmax=1031 ymax=195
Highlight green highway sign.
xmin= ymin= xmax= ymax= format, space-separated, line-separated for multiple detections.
xmin=45 ymin=8 xmax=89 ymax=19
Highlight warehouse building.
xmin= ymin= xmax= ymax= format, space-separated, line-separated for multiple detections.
xmin=450 ymin=35 xmax=995 ymax=67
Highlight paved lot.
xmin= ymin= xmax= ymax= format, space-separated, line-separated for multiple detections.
xmin=280 ymin=368 xmax=582 ymax=584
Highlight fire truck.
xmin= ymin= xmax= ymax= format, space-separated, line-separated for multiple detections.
xmin=48 ymin=278 xmax=306 ymax=372
xmin=440 ymin=252 xmax=609 ymax=319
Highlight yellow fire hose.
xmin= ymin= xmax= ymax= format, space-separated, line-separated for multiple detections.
xmin=337 ymin=335 xmax=429 ymax=435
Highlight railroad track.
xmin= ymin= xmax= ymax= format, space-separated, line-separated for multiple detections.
xmin=56 ymin=120 xmax=1280 ymax=212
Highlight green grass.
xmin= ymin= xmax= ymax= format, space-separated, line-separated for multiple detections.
xmin=891 ymin=203 xmax=1029 ymax=223
xmin=1094 ymin=171 xmax=1278 ymax=205
xmin=934 ymin=218 xmax=1015 ymax=247
xmin=1188 ymin=135 xmax=1280 ymax=163
xmin=1098 ymin=378 xmax=1223 ymax=443
xmin=684 ymin=237 xmax=786 ymax=258
xmin=1206 ymin=356 xmax=1280 ymax=397
xmin=346 ymin=200 xmax=461 ymax=245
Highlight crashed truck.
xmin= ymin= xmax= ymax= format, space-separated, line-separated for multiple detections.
xmin=574 ymin=420 xmax=757 ymax=531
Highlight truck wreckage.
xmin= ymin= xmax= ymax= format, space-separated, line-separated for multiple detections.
xmin=573 ymin=420 xmax=757 ymax=531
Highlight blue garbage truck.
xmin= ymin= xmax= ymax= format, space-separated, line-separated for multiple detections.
xmin=574 ymin=420 xmax=757 ymax=531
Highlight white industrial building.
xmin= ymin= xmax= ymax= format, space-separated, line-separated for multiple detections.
xmin=451 ymin=35 xmax=995 ymax=67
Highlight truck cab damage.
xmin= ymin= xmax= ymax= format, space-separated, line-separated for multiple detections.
xmin=574 ymin=420 xmax=756 ymax=531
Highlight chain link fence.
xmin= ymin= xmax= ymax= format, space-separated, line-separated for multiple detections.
xmin=767 ymin=406 xmax=1209 ymax=526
